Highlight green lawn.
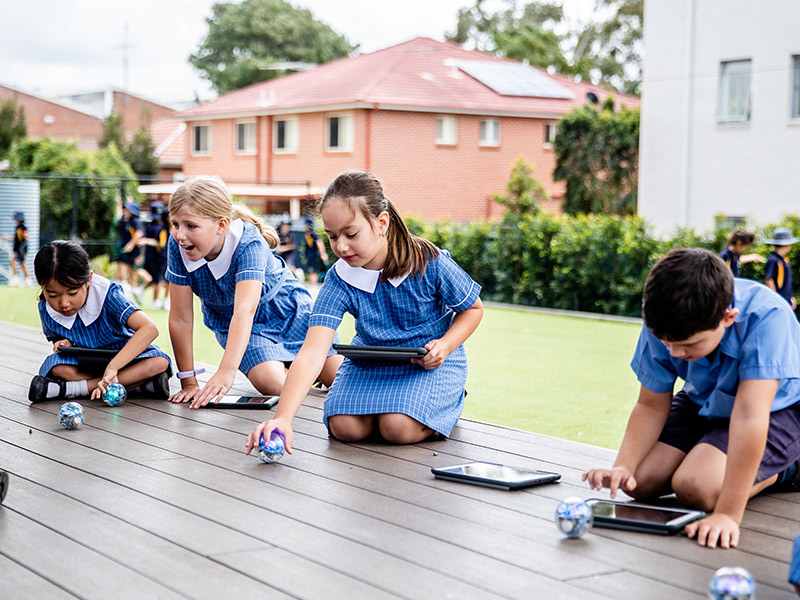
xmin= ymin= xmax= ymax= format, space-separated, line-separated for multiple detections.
xmin=1 ymin=286 xmax=642 ymax=449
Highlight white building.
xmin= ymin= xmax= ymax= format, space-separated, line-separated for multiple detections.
xmin=638 ymin=0 xmax=800 ymax=234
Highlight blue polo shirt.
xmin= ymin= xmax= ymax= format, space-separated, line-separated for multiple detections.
xmin=631 ymin=279 xmax=800 ymax=418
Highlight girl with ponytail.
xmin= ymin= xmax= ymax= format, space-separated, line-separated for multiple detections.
xmin=246 ymin=171 xmax=483 ymax=453
xmin=166 ymin=176 xmax=342 ymax=407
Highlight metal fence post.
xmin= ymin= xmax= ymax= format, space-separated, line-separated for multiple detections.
xmin=71 ymin=177 xmax=79 ymax=240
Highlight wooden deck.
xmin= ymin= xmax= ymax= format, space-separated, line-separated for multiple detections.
xmin=1 ymin=319 xmax=797 ymax=599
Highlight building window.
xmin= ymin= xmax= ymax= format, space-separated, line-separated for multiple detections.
xmin=717 ymin=60 xmax=751 ymax=123
xmin=273 ymin=117 xmax=298 ymax=153
xmin=480 ymin=118 xmax=500 ymax=146
xmin=191 ymin=124 xmax=210 ymax=156
xmin=792 ymin=55 xmax=800 ymax=119
xmin=325 ymin=113 xmax=354 ymax=152
xmin=235 ymin=120 xmax=256 ymax=154
xmin=435 ymin=115 xmax=458 ymax=145
xmin=545 ymin=122 xmax=558 ymax=145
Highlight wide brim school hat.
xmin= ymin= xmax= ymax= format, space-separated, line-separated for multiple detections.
xmin=763 ymin=227 xmax=800 ymax=245
xmin=13 ymin=211 xmax=24 ymax=220
xmin=125 ymin=202 xmax=141 ymax=217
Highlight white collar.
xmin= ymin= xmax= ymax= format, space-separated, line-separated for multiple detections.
xmin=45 ymin=274 xmax=111 ymax=329
xmin=333 ymin=259 xmax=408 ymax=293
xmin=180 ymin=218 xmax=244 ymax=280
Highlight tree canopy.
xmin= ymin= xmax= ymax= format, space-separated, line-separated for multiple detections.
xmin=190 ymin=0 xmax=356 ymax=94
xmin=99 ymin=112 xmax=159 ymax=179
xmin=0 ymin=100 xmax=26 ymax=159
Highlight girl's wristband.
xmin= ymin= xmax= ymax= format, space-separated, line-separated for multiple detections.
xmin=176 ymin=368 xmax=206 ymax=380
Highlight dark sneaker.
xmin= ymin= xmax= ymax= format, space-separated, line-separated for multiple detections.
xmin=0 ymin=470 xmax=8 ymax=504
xmin=151 ymin=371 xmax=171 ymax=399
xmin=28 ymin=375 xmax=65 ymax=403
xmin=773 ymin=459 xmax=800 ymax=493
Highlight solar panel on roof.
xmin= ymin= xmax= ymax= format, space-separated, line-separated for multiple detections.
xmin=455 ymin=60 xmax=574 ymax=99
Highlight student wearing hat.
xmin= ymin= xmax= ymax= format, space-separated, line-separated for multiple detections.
xmin=3 ymin=211 xmax=30 ymax=286
xmin=764 ymin=227 xmax=799 ymax=309
xmin=139 ymin=201 xmax=169 ymax=310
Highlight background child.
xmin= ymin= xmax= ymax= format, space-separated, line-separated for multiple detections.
xmin=764 ymin=227 xmax=798 ymax=309
xmin=3 ymin=211 xmax=30 ymax=286
xmin=719 ymin=229 xmax=762 ymax=277
xmin=302 ymin=216 xmax=329 ymax=285
xmin=29 ymin=240 xmax=171 ymax=403
xmin=276 ymin=219 xmax=296 ymax=275
xmin=165 ymin=176 xmax=341 ymax=409
xmin=583 ymin=248 xmax=800 ymax=550
xmin=139 ymin=201 xmax=169 ymax=310
xmin=114 ymin=201 xmax=149 ymax=302
xmin=246 ymin=171 xmax=484 ymax=455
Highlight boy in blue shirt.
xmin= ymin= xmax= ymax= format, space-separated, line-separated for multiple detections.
xmin=584 ymin=248 xmax=800 ymax=549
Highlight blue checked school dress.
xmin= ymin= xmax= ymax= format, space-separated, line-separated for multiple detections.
xmin=37 ymin=274 xmax=171 ymax=375
xmin=310 ymin=250 xmax=482 ymax=436
xmin=165 ymin=219 xmax=335 ymax=374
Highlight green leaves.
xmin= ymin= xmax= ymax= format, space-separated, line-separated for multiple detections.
xmin=0 ymin=100 xmax=26 ymax=159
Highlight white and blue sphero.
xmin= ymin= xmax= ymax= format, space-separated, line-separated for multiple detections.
xmin=707 ymin=566 xmax=756 ymax=600
xmin=59 ymin=402 xmax=84 ymax=429
xmin=554 ymin=497 xmax=593 ymax=538
xmin=258 ymin=429 xmax=286 ymax=464
xmin=102 ymin=382 xmax=127 ymax=406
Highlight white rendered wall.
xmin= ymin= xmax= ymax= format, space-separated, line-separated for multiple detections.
xmin=638 ymin=0 xmax=800 ymax=235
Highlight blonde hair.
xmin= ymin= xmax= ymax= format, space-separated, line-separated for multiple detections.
xmin=319 ymin=171 xmax=438 ymax=280
xmin=169 ymin=176 xmax=279 ymax=248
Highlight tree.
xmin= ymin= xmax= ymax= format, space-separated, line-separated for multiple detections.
xmin=553 ymin=97 xmax=640 ymax=216
xmin=492 ymin=157 xmax=549 ymax=216
xmin=189 ymin=0 xmax=356 ymax=94
xmin=0 ymin=100 xmax=26 ymax=159
xmin=99 ymin=112 xmax=124 ymax=151
xmin=124 ymin=125 xmax=159 ymax=179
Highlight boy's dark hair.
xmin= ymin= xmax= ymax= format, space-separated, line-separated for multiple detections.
xmin=34 ymin=241 xmax=91 ymax=289
xmin=727 ymin=230 xmax=755 ymax=246
xmin=643 ymin=247 xmax=733 ymax=341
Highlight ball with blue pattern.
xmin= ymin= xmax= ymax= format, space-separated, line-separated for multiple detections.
xmin=59 ymin=402 xmax=85 ymax=429
xmin=554 ymin=497 xmax=593 ymax=538
xmin=258 ymin=429 xmax=286 ymax=463
xmin=708 ymin=566 xmax=756 ymax=600
xmin=102 ymin=382 xmax=127 ymax=406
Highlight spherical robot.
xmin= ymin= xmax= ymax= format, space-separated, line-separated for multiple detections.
xmin=59 ymin=402 xmax=85 ymax=429
xmin=708 ymin=566 xmax=756 ymax=600
xmin=103 ymin=382 xmax=127 ymax=406
xmin=554 ymin=497 xmax=593 ymax=538
xmin=258 ymin=429 xmax=286 ymax=464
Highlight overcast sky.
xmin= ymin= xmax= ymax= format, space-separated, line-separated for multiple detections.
xmin=0 ymin=0 xmax=593 ymax=107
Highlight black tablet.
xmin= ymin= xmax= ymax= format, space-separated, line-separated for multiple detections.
xmin=56 ymin=346 xmax=119 ymax=359
xmin=204 ymin=396 xmax=280 ymax=409
xmin=431 ymin=462 xmax=561 ymax=490
xmin=333 ymin=344 xmax=428 ymax=362
xmin=586 ymin=499 xmax=706 ymax=535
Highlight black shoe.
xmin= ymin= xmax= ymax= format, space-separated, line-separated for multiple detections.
xmin=28 ymin=375 xmax=65 ymax=403
xmin=773 ymin=459 xmax=800 ymax=493
xmin=0 ymin=470 xmax=8 ymax=504
xmin=151 ymin=371 xmax=171 ymax=399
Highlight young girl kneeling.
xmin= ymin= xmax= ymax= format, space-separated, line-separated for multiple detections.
xmin=29 ymin=241 xmax=171 ymax=403
xmin=166 ymin=176 xmax=341 ymax=408
xmin=246 ymin=171 xmax=484 ymax=453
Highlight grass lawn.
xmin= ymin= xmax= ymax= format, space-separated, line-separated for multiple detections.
xmin=1 ymin=286 xmax=642 ymax=449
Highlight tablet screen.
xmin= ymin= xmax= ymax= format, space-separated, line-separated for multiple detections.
xmin=437 ymin=463 xmax=555 ymax=484
xmin=213 ymin=396 xmax=279 ymax=406
xmin=590 ymin=501 xmax=694 ymax=524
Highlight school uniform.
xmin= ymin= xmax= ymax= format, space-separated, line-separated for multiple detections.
xmin=144 ymin=220 xmax=168 ymax=283
xmin=37 ymin=274 xmax=170 ymax=376
xmin=117 ymin=215 xmax=142 ymax=265
xmin=765 ymin=251 xmax=794 ymax=305
xmin=309 ymin=250 xmax=481 ymax=436
xmin=719 ymin=248 xmax=740 ymax=277
xmin=631 ymin=278 xmax=800 ymax=482
xmin=13 ymin=222 xmax=28 ymax=263
xmin=165 ymin=219 xmax=332 ymax=374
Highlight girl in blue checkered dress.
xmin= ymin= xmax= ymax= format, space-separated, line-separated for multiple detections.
xmin=28 ymin=241 xmax=171 ymax=403
xmin=246 ymin=171 xmax=484 ymax=454
xmin=166 ymin=176 xmax=342 ymax=408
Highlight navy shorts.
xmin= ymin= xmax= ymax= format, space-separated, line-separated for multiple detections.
xmin=659 ymin=391 xmax=800 ymax=483
xmin=118 ymin=248 xmax=140 ymax=265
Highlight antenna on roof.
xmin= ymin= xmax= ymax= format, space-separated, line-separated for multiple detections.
xmin=112 ymin=22 xmax=137 ymax=100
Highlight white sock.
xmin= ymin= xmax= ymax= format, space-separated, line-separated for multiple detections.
xmin=47 ymin=382 xmax=61 ymax=398
xmin=65 ymin=380 xmax=89 ymax=398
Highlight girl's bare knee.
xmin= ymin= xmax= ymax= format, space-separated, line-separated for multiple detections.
xmin=378 ymin=414 xmax=426 ymax=445
xmin=50 ymin=365 xmax=80 ymax=381
xmin=329 ymin=415 xmax=372 ymax=442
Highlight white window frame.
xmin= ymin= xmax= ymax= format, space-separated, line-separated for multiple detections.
xmin=273 ymin=117 xmax=298 ymax=154
xmin=234 ymin=120 xmax=257 ymax=155
xmin=191 ymin=123 xmax=211 ymax=156
xmin=717 ymin=60 xmax=752 ymax=123
xmin=435 ymin=115 xmax=458 ymax=145
xmin=479 ymin=118 xmax=500 ymax=147
xmin=544 ymin=122 xmax=558 ymax=146
xmin=792 ymin=55 xmax=800 ymax=120
xmin=325 ymin=112 xmax=354 ymax=152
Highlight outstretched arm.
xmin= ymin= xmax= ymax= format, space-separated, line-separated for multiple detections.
xmin=168 ymin=283 xmax=198 ymax=403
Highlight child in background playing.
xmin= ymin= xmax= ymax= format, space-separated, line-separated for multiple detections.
xmin=140 ymin=201 xmax=169 ymax=310
xmin=246 ymin=171 xmax=484 ymax=454
xmin=764 ymin=227 xmax=798 ymax=309
xmin=3 ymin=211 xmax=30 ymax=286
xmin=28 ymin=241 xmax=171 ymax=403
xmin=303 ymin=216 xmax=329 ymax=285
xmin=166 ymin=176 xmax=341 ymax=408
xmin=583 ymin=248 xmax=800 ymax=549
xmin=719 ymin=230 xmax=762 ymax=277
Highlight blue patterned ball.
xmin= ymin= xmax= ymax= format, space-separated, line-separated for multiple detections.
xmin=554 ymin=497 xmax=593 ymax=538
xmin=103 ymin=382 xmax=127 ymax=406
xmin=59 ymin=402 xmax=84 ymax=429
xmin=258 ymin=429 xmax=286 ymax=464
xmin=708 ymin=566 xmax=756 ymax=600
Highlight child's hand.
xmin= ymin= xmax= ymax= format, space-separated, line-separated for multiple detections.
xmin=188 ymin=370 xmax=235 ymax=409
xmin=685 ymin=512 xmax=739 ymax=549
xmin=581 ymin=466 xmax=637 ymax=499
xmin=246 ymin=417 xmax=294 ymax=455
xmin=92 ymin=367 xmax=120 ymax=400
xmin=412 ymin=339 xmax=451 ymax=370
xmin=741 ymin=253 xmax=763 ymax=264
xmin=53 ymin=339 xmax=73 ymax=353
xmin=168 ymin=384 xmax=200 ymax=404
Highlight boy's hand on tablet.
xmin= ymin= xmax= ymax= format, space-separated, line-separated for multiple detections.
xmin=582 ymin=466 xmax=637 ymax=499
xmin=685 ymin=512 xmax=739 ymax=549
xmin=53 ymin=339 xmax=73 ymax=353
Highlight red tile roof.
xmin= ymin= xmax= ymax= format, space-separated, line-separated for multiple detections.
xmin=176 ymin=37 xmax=638 ymax=120
xmin=151 ymin=118 xmax=185 ymax=167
